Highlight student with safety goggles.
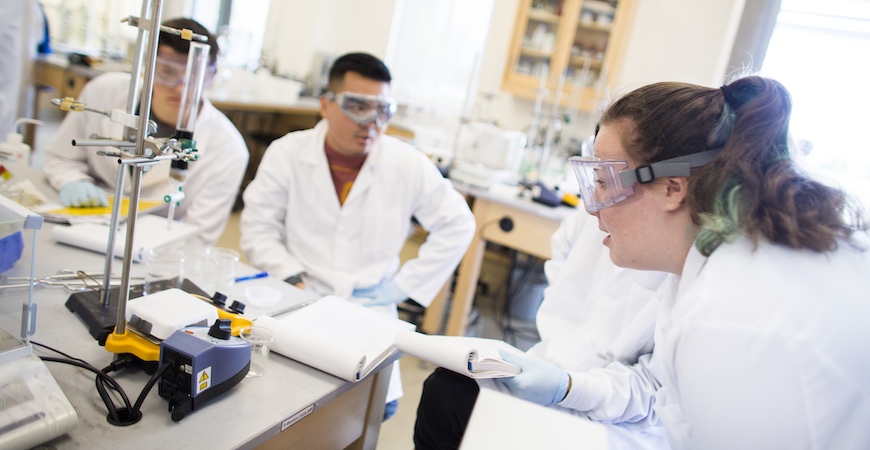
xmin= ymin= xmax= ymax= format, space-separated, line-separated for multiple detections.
xmin=322 ymin=91 xmax=397 ymax=128
xmin=44 ymin=18 xmax=249 ymax=246
xmin=153 ymin=55 xmax=217 ymax=89
xmin=471 ymin=76 xmax=869 ymax=449
xmin=240 ymin=52 xmax=474 ymax=422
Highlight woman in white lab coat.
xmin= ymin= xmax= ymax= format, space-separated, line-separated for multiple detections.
xmin=43 ymin=19 xmax=249 ymax=246
xmin=563 ymin=75 xmax=870 ymax=448
xmin=415 ymin=209 xmax=675 ymax=449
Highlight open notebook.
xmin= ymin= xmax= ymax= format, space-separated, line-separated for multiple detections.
xmin=255 ymin=296 xmax=415 ymax=383
xmin=393 ymin=330 xmax=523 ymax=378
xmin=255 ymin=296 xmax=525 ymax=383
xmin=51 ymin=214 xmax=200 ymax=262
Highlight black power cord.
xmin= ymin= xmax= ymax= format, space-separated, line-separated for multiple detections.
xmin=33 ymin=341 xmax=171 ymax=426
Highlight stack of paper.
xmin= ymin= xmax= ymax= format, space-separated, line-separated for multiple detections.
xmin=51 ymin=214 xmax=199 ymax=262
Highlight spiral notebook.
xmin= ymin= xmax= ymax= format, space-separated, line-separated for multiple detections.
xmin=392 ymin=330 xmax=522 ymax=378
xmin=255 ymin=296 xmax=415 ymax=383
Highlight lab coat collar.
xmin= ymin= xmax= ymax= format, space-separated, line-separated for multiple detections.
xmin=683 ymin=243 xmax=707 ymax=278
xmin=297 ymin=120 xmax=330 ymax=166
xmin=676 ymin=243 xmax=707 ymax=300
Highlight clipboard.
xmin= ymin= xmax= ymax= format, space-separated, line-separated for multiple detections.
xmin=36 ymin=196 xmax=167 ymax=224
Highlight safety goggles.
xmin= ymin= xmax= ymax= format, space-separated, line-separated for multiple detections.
xmin=324 ymin=91 xmax=397 ymax=126
xmin=569 ymin=149 xmax=721 ymax=213
xmin=154 ymin=56 xmax=216 ymax=88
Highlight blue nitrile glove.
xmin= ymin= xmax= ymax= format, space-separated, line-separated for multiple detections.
xmin=0 ymin=231 xmax=24 ymax=273
xmin=496 ymin=350 xmax=570 ymax=406
xmin=59 ymin=181 xmax=108 ymax=207
xmin=352 ymin=279 xmax=408 ymax=307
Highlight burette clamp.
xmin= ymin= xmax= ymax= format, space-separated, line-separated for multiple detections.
xmin=163 ymin=189 xmax=185 ymax=205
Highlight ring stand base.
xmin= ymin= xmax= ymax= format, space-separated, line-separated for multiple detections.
xmin=65 ymin=279 xmax=209 ymax=340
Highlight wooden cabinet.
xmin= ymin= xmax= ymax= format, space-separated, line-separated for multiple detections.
xmin=33 ymin=57 xmax=100 ymax=99
xmin=501 ymin=0 xmax=636 ymax=111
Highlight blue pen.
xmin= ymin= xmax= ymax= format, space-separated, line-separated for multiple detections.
xmin=234 ymin=271 xmax=269 ymax=283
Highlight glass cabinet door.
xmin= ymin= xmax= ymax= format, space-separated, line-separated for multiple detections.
xmin=567 ymin=0 xmax=617 ymax=88
xmin=502 ymin=0 xmax=634 ymax=111
xmin=513 ymin=0 xmax=564 ymax=78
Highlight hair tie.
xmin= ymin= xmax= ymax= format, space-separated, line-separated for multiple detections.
xmin=709 ymin=85 xmax=739 ymax=149
xmin=720 ymin=84 xmax=739 ymax=108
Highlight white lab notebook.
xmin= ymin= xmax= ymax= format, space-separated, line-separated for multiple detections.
xmin=461 ymin=389 xmax=610 ymax=450
xmin=51 ymin=214 xmax=199 ymax=262
xmin=255 ymin=296 xmax=415 ymax=383
xmin=393 ymin=330 xmax=522 ymax=378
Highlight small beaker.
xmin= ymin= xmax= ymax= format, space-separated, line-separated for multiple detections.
xmin=143 ymin=247 xmax=185 ymax=295
xmin=205 ymin=247 xmax=239 ymax=296
xmin=239 ymin=326 xmax=273 ymax=378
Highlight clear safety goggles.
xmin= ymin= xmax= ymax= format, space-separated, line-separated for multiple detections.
xmin=569 ymin=157 xmax=637 ymax=213
xmin=569 ymin=149 xmax=721 ymax=213
xmin=324 ymin=91 xmax=397 ymax=126
xmin=154 ymin=56 xmax=216 ymax=88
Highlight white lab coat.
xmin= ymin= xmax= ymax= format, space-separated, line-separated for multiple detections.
xmin=0 ymin=0 xmax=41 ymax=136
xmin=240 ymin=119 xmax=475 ymax=402
xmin=569 ymin=232 xmax=870 ymax=449
xmin=240 ymin=120 xmax=474 ymax=306
xmin=653 ymin=234 xmax=870 ymax=450
xmin=531 ymin=210 xmax=670 ymax=371
xmin=44 ymin=73 xmax=249 ymax=245
xmin=479 ymin=210 xmax=673 ymax=449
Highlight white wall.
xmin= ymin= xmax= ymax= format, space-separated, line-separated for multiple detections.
xmin=474 ymin=0 xmax=539 ymax=132
xmin=617 ymin=0 xmax=747 ymax=90
xmin=261 ymin=0 xmax=397 ymax=80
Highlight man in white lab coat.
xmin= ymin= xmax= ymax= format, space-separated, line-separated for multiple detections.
xmin=240 ymin=52 xmax=475 ymax=418
xmin=43 ymin=18 xmax=248 ymax=246
xmin=414 ymin=210 xmax=675 ymax=449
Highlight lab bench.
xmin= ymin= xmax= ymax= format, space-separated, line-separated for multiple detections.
xmin=0 ymin=168 xmax=395 ymax=449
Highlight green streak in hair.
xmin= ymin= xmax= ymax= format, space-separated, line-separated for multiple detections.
xmin=696 ymin=181 xmax=743 ymax=256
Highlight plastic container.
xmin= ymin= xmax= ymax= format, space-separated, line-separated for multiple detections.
xmin=245 ymin=285 xmax=282 ymax=307
xmin=0 ymin=119 xmax=43 ymax=167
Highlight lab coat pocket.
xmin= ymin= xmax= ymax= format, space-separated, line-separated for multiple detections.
xmin=362 ymin=208 xmax=406 ymax=262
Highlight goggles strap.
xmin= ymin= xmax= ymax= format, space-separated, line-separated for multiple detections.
xmin=620 ymin=149 xmax=721 ymax=186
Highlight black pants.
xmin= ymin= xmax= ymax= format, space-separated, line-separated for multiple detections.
xmin=414 ymin=368 xmax=481 ymax=450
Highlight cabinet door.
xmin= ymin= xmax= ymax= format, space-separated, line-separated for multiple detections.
xmin=501 ymin=0 xmax=571 ymax=100
xmin=566 ymin=0 xmax=636 ymax=110
xmin=502 ymin=0 xmax=635 ymax=111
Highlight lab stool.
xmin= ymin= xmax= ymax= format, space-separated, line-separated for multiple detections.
xmin=397 ymin=299 xmax=426 ymax=330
